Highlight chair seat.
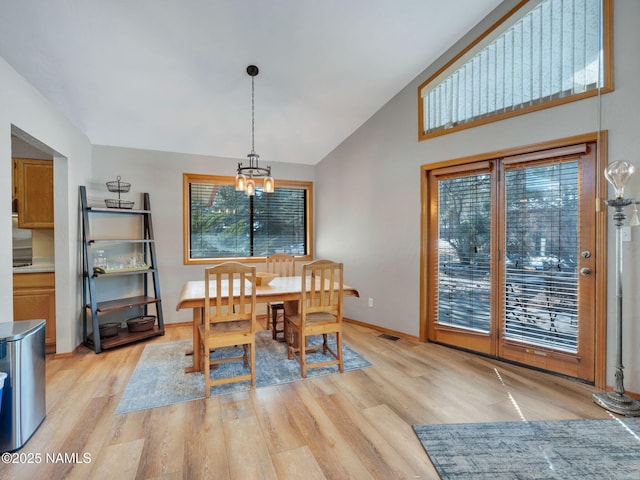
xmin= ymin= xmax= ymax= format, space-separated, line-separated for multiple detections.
xmin=287 ymin=311 xmax=337 ymax=328
xmin=199 ymin=320 xmax=252 ymax=338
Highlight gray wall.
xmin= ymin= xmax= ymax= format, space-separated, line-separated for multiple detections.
xmin=315 ymin=0 xmax=640 ymax=393
xmin=90 ymin=145 xmax=316 ymax=325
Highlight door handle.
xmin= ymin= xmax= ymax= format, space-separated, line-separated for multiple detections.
xmin=580 ymin=267 xmax=592 ymax=276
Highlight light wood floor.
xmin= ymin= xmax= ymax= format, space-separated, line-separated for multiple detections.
xmin=3 ymin=321 xmax=611 ymax=480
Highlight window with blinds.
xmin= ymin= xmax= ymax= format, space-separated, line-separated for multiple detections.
xmin=184 ymin=174 xmax=311 ymax=262
xmin=419 ymin=0 xmax=611 ymax=138
xmin=427 ymin=141 xmax=597 ymax=380
xmin=503 ymin=161 xmax=579 ymax=352
xmin=437 ymin=173 xmax=492 ymax=332
xmin=253 ymin=187 xmax=307 ymax=256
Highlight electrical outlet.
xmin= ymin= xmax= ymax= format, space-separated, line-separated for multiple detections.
xmin=622 ymin=226 xmax=632 ymax=242
xmin=368 ymin=298 xmax=374 ymax=308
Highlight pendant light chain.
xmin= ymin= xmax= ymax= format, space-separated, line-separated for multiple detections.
xmin=251 ymin=74 xmax=255 ymax=155
xmin=235 ymin=64 xmax=274 ymax=194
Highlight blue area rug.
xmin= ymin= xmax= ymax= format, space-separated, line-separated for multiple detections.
xmin=413 ymin=418 xmax=640 ymax=479
xmin=116 ymin=330 xmax=371 ymax=414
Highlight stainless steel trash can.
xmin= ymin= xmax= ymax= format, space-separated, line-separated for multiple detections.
xmin=0 ymin=320 xmax=46 ymax=453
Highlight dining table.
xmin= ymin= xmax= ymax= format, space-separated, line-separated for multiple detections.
xmin=175 ymin=275 xmax=359 ymax=373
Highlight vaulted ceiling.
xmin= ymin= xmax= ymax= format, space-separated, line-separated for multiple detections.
xmin=0 ymin=1 xmax=503 ymax=165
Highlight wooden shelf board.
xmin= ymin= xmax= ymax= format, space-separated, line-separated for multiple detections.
xmin=85 ymin=325 xmax=164 ymax=350
xmin=89 ymin=239 xmax=154 ymax=244
xmin=92 ymin=268 xmax=156 ymax=278
xmin=93 ymin=296 xmax=161 ymax=313
xmin=87 ymin=206 xmax=151 ymax=214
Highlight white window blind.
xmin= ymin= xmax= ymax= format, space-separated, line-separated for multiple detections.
xmin=437 ymin=173 xmax=492 ymax=332
xmin=421 ymin=0 xmax=603 ymax=135
xmin=503 ymin=161 xmax=579 ymax=353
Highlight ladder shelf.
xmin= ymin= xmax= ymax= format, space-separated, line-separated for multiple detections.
xmin=80 ymin=185 xmax=165 ymax=353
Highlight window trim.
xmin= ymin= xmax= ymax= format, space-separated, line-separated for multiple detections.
xmin=417 ymin=0 xmax=613 ymax=141
xmin=183 ymin=173 xmax=313 ymax=265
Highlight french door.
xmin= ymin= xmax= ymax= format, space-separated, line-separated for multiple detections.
xmin=426 ymin=141 xmax=599 ymax=382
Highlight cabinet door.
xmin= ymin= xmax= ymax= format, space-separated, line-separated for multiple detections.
xmin=11 ymin=157 xmax=17 ymax=212
xmin=15 ymin=158 xmax=54 ymax=228
xmin=13 ymin=288 xmax=56 ymax=353
xmin=13 ymin=273 xmax=56 ymax=354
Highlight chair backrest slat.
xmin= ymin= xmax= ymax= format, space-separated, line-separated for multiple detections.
xmin=266 ymin=253 xmax=296 ymax=277
xmin=301 ymin=259 xmax=343 ymax=319
xmin=204 ymin=262 xmax=257 ymax=330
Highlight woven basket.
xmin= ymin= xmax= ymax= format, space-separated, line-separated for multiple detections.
xmin=99 ymin=322 xmax=120 ymax=338
xmin=105 ymin=198 xmax=135 ymax=209
xmin=106 ymin=177 xmax=131 ymax=193
xmin=127 ymin=315 xmax=156 ymax=333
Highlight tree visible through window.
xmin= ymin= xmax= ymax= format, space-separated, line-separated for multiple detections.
xmin=425 ymin=140 xmax=599 ymax=382
xmin=184 ymin=174 xmax=311 ymax=262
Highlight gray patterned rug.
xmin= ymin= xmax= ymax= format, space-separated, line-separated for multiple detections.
xmin=116 ymin=330 xmax=371 ymax=414
xmin=413 ymin=417 xmax=640 ymax=479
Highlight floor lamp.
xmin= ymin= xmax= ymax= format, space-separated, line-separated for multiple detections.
xmin=592 ymin=160 xmax=640 ymax=416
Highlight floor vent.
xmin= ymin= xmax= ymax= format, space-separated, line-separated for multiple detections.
xmin=378 ymin=333 xmax=400 ymax=341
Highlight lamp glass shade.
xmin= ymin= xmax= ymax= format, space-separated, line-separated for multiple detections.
xmin=245 ymin=178 xmax=256 ymax=196
xmin=235 ymin=173 xmax=246 ymax=192
xmin=605 ymin=160 xmax=636 ymax=198
xmin=263 ymin=176 xmax=274 ymax=193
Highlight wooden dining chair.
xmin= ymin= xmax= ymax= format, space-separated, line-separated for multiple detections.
xmin=199 ymin=262 xmax=257 ymax=397
xmin=285 ymin=259 xmax=344 ymax=378
xmin=265 ymin=253 xmax=296 ymax=341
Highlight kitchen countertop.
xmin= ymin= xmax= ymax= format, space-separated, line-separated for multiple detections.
xmin=13 ymin=259 xmax=55 ymax=274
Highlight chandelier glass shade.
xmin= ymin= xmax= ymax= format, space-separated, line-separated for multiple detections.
xmin=235 ymin=65 xmax=274 ymax=196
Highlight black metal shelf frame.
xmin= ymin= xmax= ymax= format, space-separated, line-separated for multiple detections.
xmin=80 ymin=186 xmax=165 ymax=353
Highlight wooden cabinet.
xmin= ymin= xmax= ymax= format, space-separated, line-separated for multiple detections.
xmin=13 ymin=272 xmax=56 ymax=354
xmin=11 ymin=157 xmax=18 ymax=213
xmin=14 ymin=158 xmax=54 ymax=228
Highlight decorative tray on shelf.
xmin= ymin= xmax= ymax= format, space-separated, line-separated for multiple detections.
xmin=93 ymin=264 xmax=150 ymax=274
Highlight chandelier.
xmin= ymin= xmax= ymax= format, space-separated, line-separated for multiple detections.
xmin=235 ymin=65 xmax=274 ymax=196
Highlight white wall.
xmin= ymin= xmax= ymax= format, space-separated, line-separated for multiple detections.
xmin=90 ymin=145 xmax=315 ymax=324
xmin=316 ymin=0 xmax=640 ymax=393
xmin=0 ymin=57 xmax=92 ymax=353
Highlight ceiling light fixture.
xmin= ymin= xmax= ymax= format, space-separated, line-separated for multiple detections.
xmin=235 ymin=65 xmax=274 ymax=196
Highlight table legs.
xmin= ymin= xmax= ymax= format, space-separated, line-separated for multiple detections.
xmin=185 ymin=307 xmax=202 ymax=373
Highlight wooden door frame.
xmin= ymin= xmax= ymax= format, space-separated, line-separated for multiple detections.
xmin=420 ymin=131 xmax=608 ymax=389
